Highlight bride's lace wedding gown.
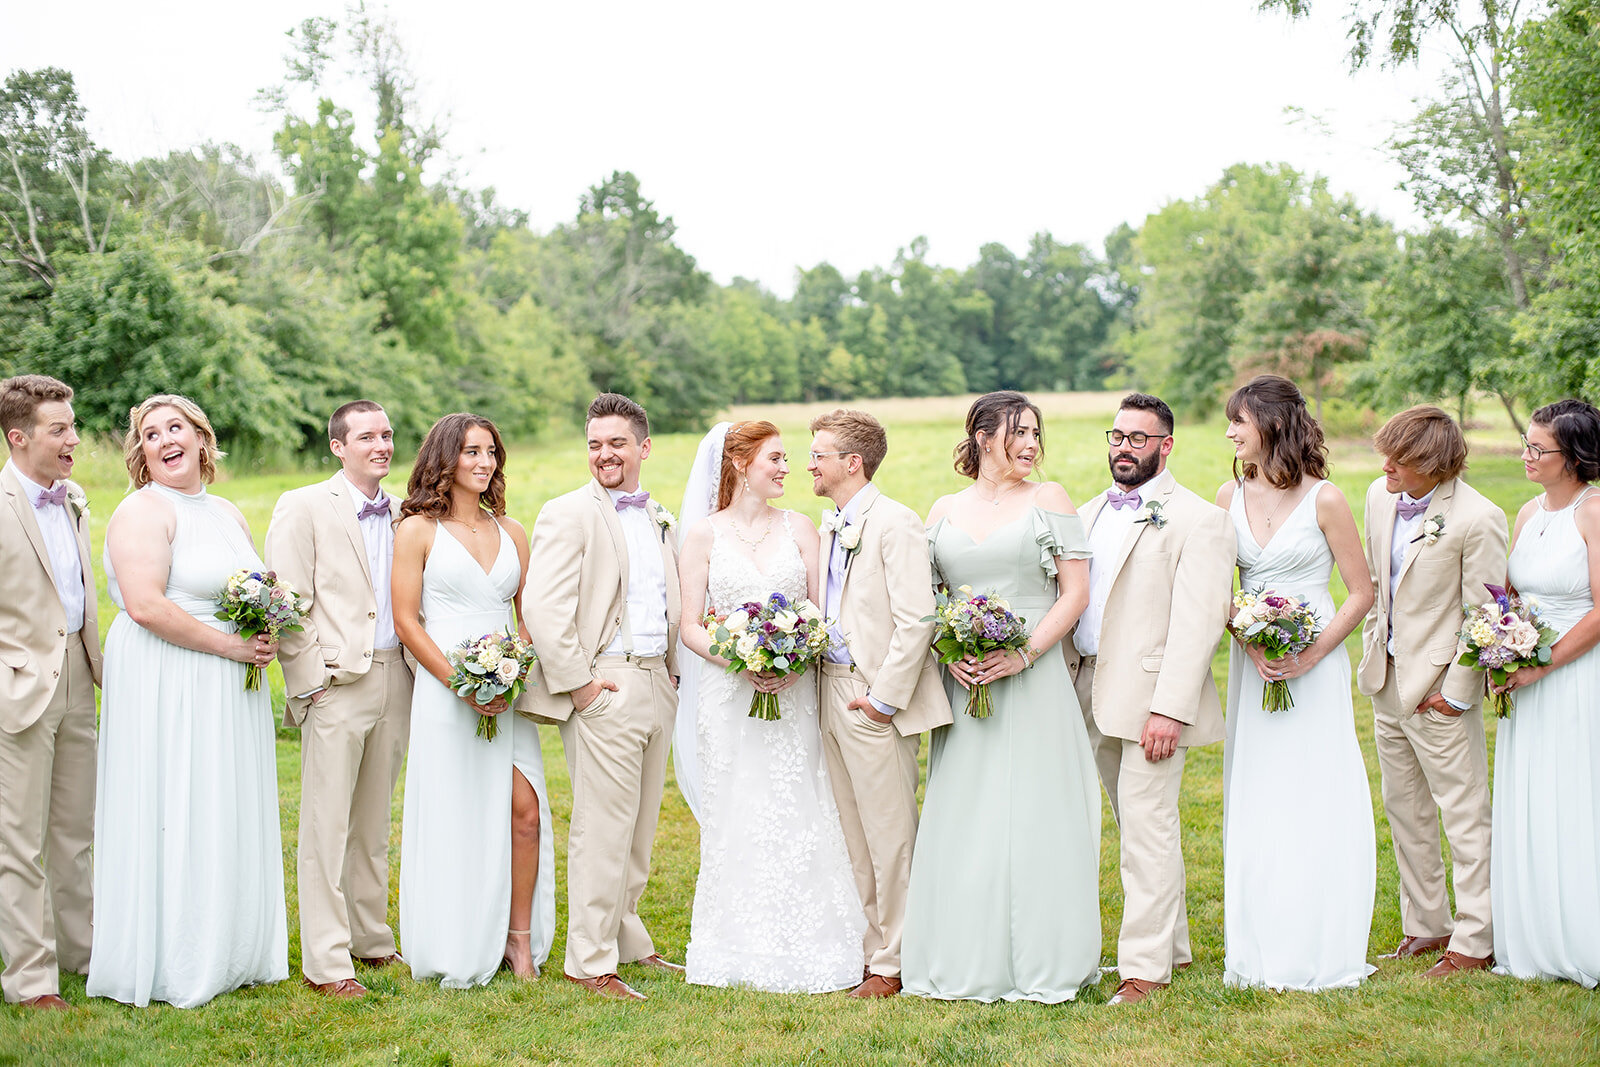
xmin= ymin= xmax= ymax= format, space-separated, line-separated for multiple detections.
xmin=684 ymin=511 xmax=867 ymax=993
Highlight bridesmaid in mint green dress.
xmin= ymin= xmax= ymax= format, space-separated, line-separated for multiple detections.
xmin=902 ymin=391 xmax=1103 ymax=1003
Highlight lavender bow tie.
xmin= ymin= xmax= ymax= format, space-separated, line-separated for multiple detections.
xmin=36 ymin=484 xmax=69 ymax=509
xmin=1106 ymin=489 xmax=1141 ymax=511
xmin=615 ymin=490 xmax=650 ymax=512
xmin=357 ymin=498 xmax=390 ymax=522
xmin=1396 ymin=497 xmax=1429 ymax=520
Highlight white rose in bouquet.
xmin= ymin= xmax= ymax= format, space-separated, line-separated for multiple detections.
xmin=798 ymin=601 xmax=822 ymax=623
xmin=725 ymin=609 xmax=750 ymax=633
xmin=495 ymin=658 xmax=521 ymax=685
xmin=736 ymin=631 xmax=761 ymax=663
xmin=773 ymin=610 xmax=798 ymax=633
xmin=1507 ymin=620 xmax=1542 ymax=657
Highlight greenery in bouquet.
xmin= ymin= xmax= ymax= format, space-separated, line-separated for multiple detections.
xmin=704 ymin=592 xmax=832 ymax=720
xmin=215 ymin=569 xmax=310 ymax=691
xmin=445 ymin=628 xmax=538 ymax=740
xmin=922 ymin=584 xmax=1031 ymax=719
xmin=1459 ymin=583 xmax=1558 ymax=718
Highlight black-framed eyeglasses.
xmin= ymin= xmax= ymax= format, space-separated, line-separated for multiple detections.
xmin=808 ymin=450 xmax=855 ymax=464
xmin=1520 ymin=434 xmax=1560 ymax=461
xmin=1106 ymin=430 xmax=1170 ymax=449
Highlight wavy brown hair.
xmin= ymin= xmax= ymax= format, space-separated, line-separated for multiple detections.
xmin=1226 ymin=375 xmax=1328 ymax=489
xmin=122 ymin=394 xmax=224 ymax=488
xmin=717 ymin=420 xmax=782 ymax=510
xmin=953 ymin=390 xmax=1043 ymax=480
xmin=400 ymin=413 xmax=508 ymax=520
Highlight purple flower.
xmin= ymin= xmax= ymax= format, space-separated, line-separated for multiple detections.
xmin=769 ymin=592 xmax=790 ymax=610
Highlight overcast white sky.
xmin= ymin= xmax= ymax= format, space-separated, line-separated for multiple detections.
xmin=4 ymin=1 xmax=1455 ymax=295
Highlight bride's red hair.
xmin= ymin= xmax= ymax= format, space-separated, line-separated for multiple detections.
xmin=717 ymin=420 xmax=781 ymax=510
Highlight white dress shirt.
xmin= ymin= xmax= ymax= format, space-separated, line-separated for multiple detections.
xmin=7 ymin=459 xmax=85 ymax=634
xmin=602 ymin=488 xmax=669 ymax=657
xmin=340 ymin=472 xmax=398 ymax=650
xmin=822 ymin=487 xmax=893 ymax=716
xmin=1386 ymin=486 xmax=1435 ymax=657
xmin=1073 ymin=486 xmax=1142 ymax=658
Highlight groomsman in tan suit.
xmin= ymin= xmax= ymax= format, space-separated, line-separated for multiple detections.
xmin=266 ymin=401 xmax=412 ymax=999
xmin=0 ymin=375 xmax=101 ymax=1010
xmin=524 ymin=393 xmax=683 ymax=1002
xmin=806 ymin=409 xmax=952 ymax=999
xmin=1063 ymin=393 xmax=1235 ymax=1007
xmin=1358 ymin=406 xmax=1505 ymax=978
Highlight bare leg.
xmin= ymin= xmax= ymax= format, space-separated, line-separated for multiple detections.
xmin=504 ymin=767 xmax=541 ymax=978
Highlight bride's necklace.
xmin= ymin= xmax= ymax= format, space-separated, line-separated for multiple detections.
xmin=975 ymin=477 xmax=1023 ymax=507
xmin=729 ymin=509 xmax=774 ymax=549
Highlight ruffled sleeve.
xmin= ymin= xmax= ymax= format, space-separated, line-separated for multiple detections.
xmin=926 ymin=518 xmax=948 ymax=589
xmin=1033 ymin=508 xmax=1091 ymax=579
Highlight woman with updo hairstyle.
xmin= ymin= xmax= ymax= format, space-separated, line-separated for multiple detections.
xmin=89 ymin=394 xmax=289 ymax=1007
xmin=391 ymin=413 xmax=556 ymax=987
xmin=674 ymin=419 xmax=868 ymax=993
xmin=1492 ymin=398 xmax=1600 ymax=986
xmin=1214 ymin=374 xmax=1376 ymax=992
xmin=900 ymin=390 xmax=1103 ymax=1003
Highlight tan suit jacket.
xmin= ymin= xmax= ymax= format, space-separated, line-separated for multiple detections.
xmin=266 ymin=474 xmax=403 ymax=725
xmin=0 ymin=465 xmax=102 ymax=733
xmin=1357 ymin=476 xmax=1508 ymax=711
xmin=522 ymin=480 xmax=681 ymax=722
xmin=1063 ymin=469 xmax=1235 ymax=747
xmin=823 ymin=483 xmax=952 ymax=737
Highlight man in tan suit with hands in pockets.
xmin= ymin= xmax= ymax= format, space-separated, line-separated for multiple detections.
xmin=266 ymin=400 xmax=413 ymax=999
xmin=807 ymin=408 xmax=952 ymax=999
xmin=1358 ymin=406 xmax=1505 ymax=978
xmin=0 ymin=374 xmax=101 ymax=1010
xmin=1064 ymin=392 xmax=1235 ymax=1007
xmin=524 ymin=393 xmax=683 ymax=1001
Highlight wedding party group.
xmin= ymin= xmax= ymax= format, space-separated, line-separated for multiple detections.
xmin=2 ymin=370 xmax=1597 ymax=1014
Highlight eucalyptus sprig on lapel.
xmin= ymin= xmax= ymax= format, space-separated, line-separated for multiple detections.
xmin=1409 ymin=514 xmax=1445 ymax=546
xmin=1133 ymin=500 xmax=1167 ymax=529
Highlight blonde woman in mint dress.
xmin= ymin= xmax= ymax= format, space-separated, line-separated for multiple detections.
xmin=901 ymin=391 xmax=1102 ymax=1003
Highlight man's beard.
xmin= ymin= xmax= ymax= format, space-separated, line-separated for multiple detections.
xmin=1109 ymin=449 xmax=1159 ymax=489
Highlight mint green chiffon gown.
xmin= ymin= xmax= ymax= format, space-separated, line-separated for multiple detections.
xmin=901 ymin=508 xmax=1103 ymax=1002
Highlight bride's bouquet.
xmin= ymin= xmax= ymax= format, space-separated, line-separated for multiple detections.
xmin=923 ymin=585 xmax=1032 ymax=719
xmin=215 ymin=569 xmax=310 ymax=691
xmin=1459 ymin=583 xmax=1558 ymax=718
xmin=704 ymin=592 xmax=833 ymax=721
xmin=1229 ymin=588 xmax=1319 ymax=712
xmin=445 ymin=628 xmax=539 ymax=740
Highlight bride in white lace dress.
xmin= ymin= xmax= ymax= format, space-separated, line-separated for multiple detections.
xmin=675 ymin=421 xmax=867 ymax=993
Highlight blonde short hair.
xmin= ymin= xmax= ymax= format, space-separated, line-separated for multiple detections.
xmin=122 ymin=394 xmax=225 ymax=488
xmin=1371 ymin=405 xmax=1467 ymax=483
xmin=808 ymin=408 xmax=888 ymax=480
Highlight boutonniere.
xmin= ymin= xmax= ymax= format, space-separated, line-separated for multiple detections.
xmin=66 ymin=486 xmax=89 ymax=521
xmin=1410 ymin=514 xmax=1445 ymax=546
xmin=651 ymin=502 xmax=676 ymax=541
xmin=837 ymin=523 xmax=863 ymax=554
xmin=1133 ymin=500 xmax=1167 ymax=529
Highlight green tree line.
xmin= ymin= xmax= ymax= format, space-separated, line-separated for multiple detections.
xmin=4 ymin=2 xmax=1599 ymax=452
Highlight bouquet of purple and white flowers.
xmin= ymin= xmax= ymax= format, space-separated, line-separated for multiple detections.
xmin=1459 ymin=583 xmax=1558 ymax=718
xmin=215 ymin=569 xmax=310 ymax=691
xmin=923 ymin=584 xmax=1032 ymax=719
xmin=1229 ymin=588 xmax=1320 ymax=712
xmin=704 ymin=591 xmax=833 ymax=721
xmin=446 ymin=628 xmax=539 ymax=740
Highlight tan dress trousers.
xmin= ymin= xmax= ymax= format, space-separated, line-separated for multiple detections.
xmin=558 ymin=655 xmax=676 ymax=979
xmin=0 ymin=641 xmax=95 ymax=1002
xmin=818 ymin=662 xmax=921 ymax=978
xmin=1074 ymin=656 xmax=1192 ymax=984
xmin=298 ymin=647 xmax=413 ymax=983
xmin=1372 ymin=664 xmax=1493 ymax=958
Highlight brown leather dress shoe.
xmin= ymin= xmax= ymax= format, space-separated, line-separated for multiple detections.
xmin=849 ymin=974 xmax=902 ymax=998
xmin=353 ymin=953 xmax=404 ymax=968
xmin=304 ymin=977 xmax=369 ymax=999
xmin=1423 ymin=951 xmax=1493 ymax=979
xmin=565 ymin=973 xmax=647 ymax=1001
xmin=1379 ymin=934 xmax=1451 ymax=959
xmin=632 ymin=954 xmax=685 ymax=975
xmin=19 ymin=993 xmax=71 ymax=1011
xmin=1107 ymin=977 xmax=1167 ymax=1005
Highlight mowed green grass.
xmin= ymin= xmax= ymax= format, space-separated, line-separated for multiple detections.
xmin=4 ymin=393 xmax=1597 ymax=1065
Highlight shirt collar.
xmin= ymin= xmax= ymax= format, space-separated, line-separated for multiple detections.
xmin=837 ymin=484 xmax=870 ymax=524
xmin=1399 ymin=486 xmax=1436 ymax=510
xmin=4 ymin=459 xmax=61 ymax=505
xmin=337 ymin=469 xmax=388 ymax=511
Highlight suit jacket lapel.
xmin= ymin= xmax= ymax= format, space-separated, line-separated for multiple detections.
xmin=590 ymin=480 xmax=630 ymax=607
xmin=328 ymin=475 xmax=375 ymax=587
xmin=1372 ymin=489 xmax=1397 ymax=617
xmin=3 ymin=466 xmax=60 ymax=587
xmin=838 ymin=483 xmax=881 ymax=595
xmin=1394 ymin=478 xmax=1456 ymax=595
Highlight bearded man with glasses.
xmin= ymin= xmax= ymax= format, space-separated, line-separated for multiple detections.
xmin=1063 ymin=393 xmax=1236 ymax=1006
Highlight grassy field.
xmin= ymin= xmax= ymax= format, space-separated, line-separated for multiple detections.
xmin=3 ymin=393 xmax=1597 ymax=1065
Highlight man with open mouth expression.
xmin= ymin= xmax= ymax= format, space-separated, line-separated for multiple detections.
xmin=0 ymin=374 xmax=102 ymax=1011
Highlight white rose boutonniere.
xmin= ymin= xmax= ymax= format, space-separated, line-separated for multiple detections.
xmin=837 ymin=523 xmax=863 ymax=554
xmin=651 ymin=502 xmax=676 ymax=541
xmin=1410 ymin=514 xmax=1445 ymax=546
xmin=1134 ymin=500 xmax=1167 ymax=529
xmin=66 ymin=486 xmax=89 ymax=521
